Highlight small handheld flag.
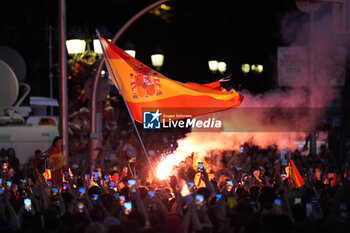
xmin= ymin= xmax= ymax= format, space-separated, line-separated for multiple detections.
xmin=286 ymin=160 xmax=305 ymax=189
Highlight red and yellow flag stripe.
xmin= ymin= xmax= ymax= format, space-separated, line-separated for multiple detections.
xmin=100 ymin=36 xmax=243 ymax=123
xmin=288 ymin=160 xmax=305 ymax=188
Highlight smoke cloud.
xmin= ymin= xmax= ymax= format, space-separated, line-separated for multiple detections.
xmin=168 ymin=9 xmax=347 ymax=163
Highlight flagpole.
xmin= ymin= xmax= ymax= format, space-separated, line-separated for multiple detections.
xmin=96 ymin=30 xmax=156 ymax=177
xmin=59 ymin=0 xmax=69 ymax=166
xmin=90 ymin=0 xmax=170 ymax=172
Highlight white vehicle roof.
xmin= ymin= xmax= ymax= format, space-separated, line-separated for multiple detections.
xmin=30 ymin=96 xmax=59 ymax=107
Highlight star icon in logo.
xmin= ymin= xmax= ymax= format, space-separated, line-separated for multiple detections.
xmin=150 ymin=110 xmax=161 ymax=122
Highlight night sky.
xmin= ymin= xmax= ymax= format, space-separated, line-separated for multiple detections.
xmin=0 ymin=0 xmax=302 ymax=99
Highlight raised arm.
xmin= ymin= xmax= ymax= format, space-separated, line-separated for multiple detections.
xmin=134 ymin=189 xmax=150 ymax=226
xmin=201 ymin=169 xmax=216 ymax=197
xmin=4 ymin=190 xmax=20 ymax=230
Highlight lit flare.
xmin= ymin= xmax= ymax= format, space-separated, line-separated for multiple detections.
xmin=157 ymin=154 xmax=181 ymax=180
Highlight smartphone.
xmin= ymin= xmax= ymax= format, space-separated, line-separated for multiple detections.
xmin=187 ymin=182 xmax=194 ymax=189
xmin=92 ymin=194 xmax=99 ymax=201
xmin=226 ymin=180 xmax=233 ymax=191
xmin=195 ymin=194 xmax=204 ymax=206
xmin=0 ymin=188 xmax=3 ymax=194
xmin=84 ymin=174 xmax=89 ymax=180
xmin=0 ymin=178 xmax=2 ymax=185
xmin=187 ymin=182 xmax=194 ymax=193
xmin=148 ymin=190 xmax=154 ymax=197
xmin=47 ymin=180 xmax=51 ymax=185
xmin=109 ymin=181 xmax=115 ymax=187
xmin=340 ymin=202 xmax=347 ymax=220
xmin=24 ymin=198 xmax=32 ymax=211
xmin=124 ymin=201 xmax=132 ymax=215
xmin=62 ymin=182 xmax=67 ymax=191
xmin=119 ymin=195 xmax=125 ymax=205
xmin=311 ymin=197 xmax=318 ymax=204
xmin=240 ymin=146 xmax=244 ymax=153
xmin=93 ymin=171 xmax=99 ymax=181
xmin=274 ymin=199 xmax=281 ymax=214
xmin=78 ymin=202 xmax=84 ymax=213
xmin=64 ymin=170 xmax=69 ymax=175
xmin=128 ymin=179 xmax=136 ymax=193
xmin=250 ymin=201 xmax=255 ymax=205
xmin=2 ymin=163 xmax=8 ymax=171
xmin=128 ymin=179 xmax=136 ymax=185
xmin=6 ymin=181 xmax=11 ymax=188
xmin=294 ymin=197 xmax=301 ymax=204
xmin=274 ymin=199 xmax=281 ymax=206
xmin=306 ymin=202 xmax=312 ymax=217
xmin=79 ymin=187 xmax=85 ymax=195
xmin=52 ymin=186 xmax=59 ymax=195
xmin=216 ymin=193 xmax=222 ymax=200
xmin=197 ymin=162 xmax=204 ymax=173
xmin=19 ymin=179 xmax=25 ymax=184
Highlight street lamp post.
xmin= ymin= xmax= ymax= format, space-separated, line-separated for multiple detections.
xmin=208 ymin=60 xmax=218 ymax=74
xmin=93 ymin=37 xmax=112 ymax=55
xmin=59 ymin=0 xmax=69 ymax=165
xmin=66 ymin=39 xmax=86 ymax=56
xmin=241 ymin=64 xmax=250 ymax=74
xmin=217 ymin=62 xmax=227 ymax=74
xmin=90 ymin=0 xmax=170 ymax=170
xmin=151 ymin=47 xmax=165 ymax=71
xmin=241 ymin=64 xmax=263 ymax=74
xmin=208 ymin=60 xmax=226 ymax=75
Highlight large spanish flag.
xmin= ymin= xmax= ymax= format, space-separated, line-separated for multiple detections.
xmin=287 ymin=160 xmax=305 ymax=189
xmin=99 ymin=35 xmax=243 ymax=123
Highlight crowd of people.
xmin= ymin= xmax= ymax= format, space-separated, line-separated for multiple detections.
xmin=0 ymin=137 xmax=349 ymax=233
xmin=1 ymin=51 xmax=348 ymax=232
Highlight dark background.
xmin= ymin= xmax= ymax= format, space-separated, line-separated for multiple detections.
xmin=0 ymin=0 xmax=303 ymax=99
